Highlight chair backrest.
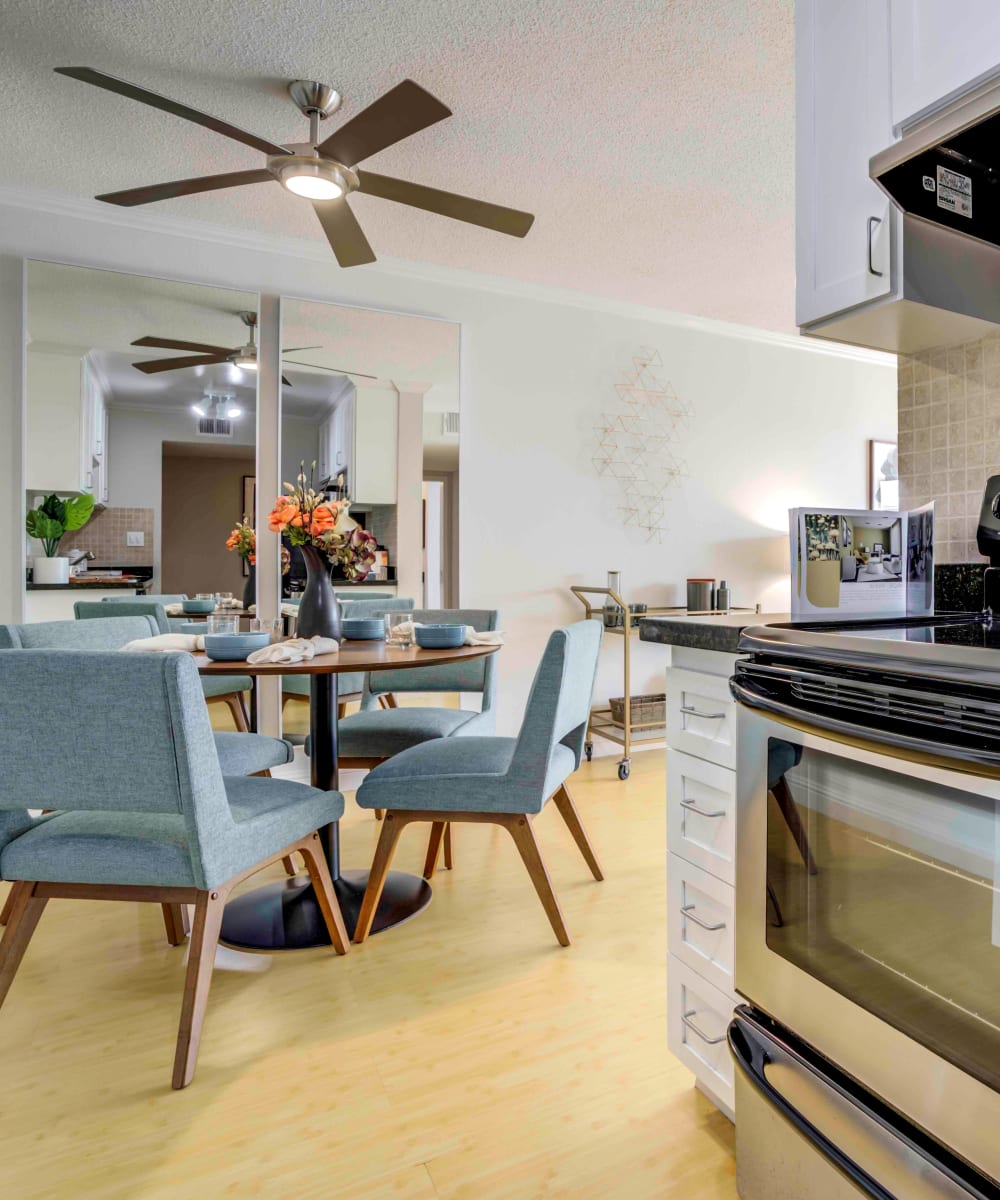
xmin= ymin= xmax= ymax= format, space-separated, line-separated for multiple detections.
xmin=0 ymin=650 xmax=231 ymax=889
xmin=509 ymin=620 xmax=603 ymax=791
xmin=0 ymin=615 xmax=159 ymax=649
xmin=102 ymin=593 xmax=188 ymax=606
xmin=363 ymin=609 xmax=499 ymax=705
xmin=76 ymin=599 xmax=170 ymax=634
xmin=341 ymin=597 xmax=415 ymax=620
xmin=336 ymin=591 xmax=396 ymax=600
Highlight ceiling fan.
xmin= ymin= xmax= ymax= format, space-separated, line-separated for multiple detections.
xmin=55 ymin=68 xmax=535 ymax=268
xmin=130 ymin=311 xmax=376 ymax=384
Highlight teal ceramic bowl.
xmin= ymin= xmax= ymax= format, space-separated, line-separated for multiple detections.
xmin=203 ymin=632 xmax=270 ymax=662
xmin=182 ymin=599 xmax=215 ymax=614
xmin=341 ymin=618 xmax=385 ymax=641
xmin=414 ymin=624 xmax=466 ymax=649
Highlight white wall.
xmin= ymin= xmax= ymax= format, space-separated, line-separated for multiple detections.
xmin=108 ymin=406 xmax=254 ymax=589
xmin=0 ymin=189 xmax=896 ymax=737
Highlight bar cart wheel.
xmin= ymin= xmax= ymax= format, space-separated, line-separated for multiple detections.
xmin=585 ymin=741 xmax=594 ymax=762
xmin=618 ymin=759 xmax=630 ymax=781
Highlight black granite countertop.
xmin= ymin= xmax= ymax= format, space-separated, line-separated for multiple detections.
xmin=638 ymin=611 xmax=792 ymax=653
xmin=26 ymin=579 xmax=151 ymax=591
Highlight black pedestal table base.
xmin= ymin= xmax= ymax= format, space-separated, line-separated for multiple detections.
xmin=219 ymin=870 xmax=433 ymax=949
xmin=218 ymin=666 xmax=434 ymax=951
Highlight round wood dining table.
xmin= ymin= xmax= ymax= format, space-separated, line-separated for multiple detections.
xmin=193 ymin=640 xmax=500 ymax=951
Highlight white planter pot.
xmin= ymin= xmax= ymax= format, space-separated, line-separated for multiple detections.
xmin=33 ymin=556 xmax=70 ymax=585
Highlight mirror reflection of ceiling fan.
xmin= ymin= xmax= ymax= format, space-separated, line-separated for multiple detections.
xmin=129 ymin=311 xmax=376 ymax=386
xmin=55 ymin=68 xmax=535 ymax=268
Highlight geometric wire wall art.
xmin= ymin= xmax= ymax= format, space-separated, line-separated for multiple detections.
xmin=593 ymin=347 xmax=693 ymax=543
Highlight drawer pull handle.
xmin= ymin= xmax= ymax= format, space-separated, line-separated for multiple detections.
xmin=680 ymin=798 xmax=726 ymax=818
xmin=680 ymin=705 xmax=726 ymax=719
xmin=682 ymin=1009 xmax=726 ymax=1045
xmin=681 ymin=903 xmax=726 ymax=931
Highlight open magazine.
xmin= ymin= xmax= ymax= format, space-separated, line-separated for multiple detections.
xmin=790 ymin=503 xmax=934 ymax=619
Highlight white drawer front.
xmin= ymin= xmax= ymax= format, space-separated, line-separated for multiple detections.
xmin=666 ymin=667 xmax=736 ymax=768
xmin=668 ymin=853 xmax=735 ymax=996
xmin=666 ymin=750 xmax=736 ymax=884
xmin=667 ymin=954 xmax=735 ymax=1115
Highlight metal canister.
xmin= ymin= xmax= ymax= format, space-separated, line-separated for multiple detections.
xmin=686 ymin=578 xmax=715 ymax=612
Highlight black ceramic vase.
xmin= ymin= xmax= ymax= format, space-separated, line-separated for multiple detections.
xmin=296 ymin=544 xmax=342 ymax=640
xmin=242 ymin=562 xmax=255 ymax=611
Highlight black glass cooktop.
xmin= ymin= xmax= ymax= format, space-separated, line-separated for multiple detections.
xmin=801 ymin=614 xmax=1000 ymax=648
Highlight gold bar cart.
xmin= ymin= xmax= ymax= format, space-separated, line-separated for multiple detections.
xmin=570 ymin=585 xmax=678 ymax=780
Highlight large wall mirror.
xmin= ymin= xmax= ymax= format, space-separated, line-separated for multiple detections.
xmin=24 ymin=261 xmax=259 ymax=619
xmin=277 ymin=298 xmax=460 ymax=735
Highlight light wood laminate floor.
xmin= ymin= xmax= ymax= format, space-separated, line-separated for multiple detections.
xmin=0 ymin=747 xmax=736 ymax=1199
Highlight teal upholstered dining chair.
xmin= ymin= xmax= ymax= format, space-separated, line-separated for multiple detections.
xmin=352 ymin=620 xmax=604 ymax=946
xmin=282 ymin=596 xmax=416 ymax=718
xmin=74 ymin=600 xmax=254 ymax=731
xmin=0 ymin=615 xmax=302 ymax=922
xmin=0 ymin=650 xmax=348 ymax=1089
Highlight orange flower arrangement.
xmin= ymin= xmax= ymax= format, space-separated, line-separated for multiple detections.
xmin=227 ymin=516 xmax=291 ymax=573
xmin=268 ymin=463 xmax=377 ymax=580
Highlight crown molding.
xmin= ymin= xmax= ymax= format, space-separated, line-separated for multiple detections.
xmin=0 ymin=182 xmax=897 ymax=367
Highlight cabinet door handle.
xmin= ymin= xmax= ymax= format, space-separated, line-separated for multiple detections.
xmin=679 ymin=798 xmax=726 ymax=818
xmin=682 ymin=1009 xmax=726 ymax=1045
xmin=680 ymin=705 xmax=726 ymax=720
xmin=680 ymin=902 xmax=726 ymax=931
xmin=867 ymin=215 xmax=883 ymax=277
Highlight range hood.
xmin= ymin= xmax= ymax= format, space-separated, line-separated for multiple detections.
xmin=811 ymin=78 xmax=1000 ymax=355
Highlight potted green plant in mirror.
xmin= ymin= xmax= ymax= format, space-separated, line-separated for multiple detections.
xmin=26 ymin=493 xmax=95 ymax=585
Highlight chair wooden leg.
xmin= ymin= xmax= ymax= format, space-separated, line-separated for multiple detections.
xmin=353 ymin=813 xmax=406 ymax=944
xmin=374 ymin=809 xmax=385 ymax=821
xmin=0 ymin=884 xmax=15 ymax=926
xmin=298 ymin=833 xmax=350 ymax=955
xmin=161 ymin=903 xmax=189 ymax=946
xmin=771 ymin=778 xmax=818 ymax=875
xmin=552 ymin=785 xmax=604 ymax=881
xmin=172 ymin=888 xmax=226 ymax=1090
xmin=423 ymin=822 xmax=447 ymax=880
xmin=221 ymin=692 xmax=249 ymax=733
xmin=506 ymin=816 xmax=571 ymax=947
xmin=0 ymin=883 xmax=49 ymax=1008
xmin=378 ymin=693 xmax=398 ymax=709
xmin=281 ymin=855 xmax=299 ymax=876
xmin=338 ymin=701 xmax=348 ymax=720
xmin=443 ymin=823 xmax=453 ymax=870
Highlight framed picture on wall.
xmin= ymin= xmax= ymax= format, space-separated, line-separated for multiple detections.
xmin=868 ymin=440 xmax=898 ymax=511
xmin=242 ymin=475 xmax=256 ymax=577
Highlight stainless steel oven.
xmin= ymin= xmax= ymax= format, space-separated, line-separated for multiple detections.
xmin=731 ymin=619 xmax=1000 ymax=1198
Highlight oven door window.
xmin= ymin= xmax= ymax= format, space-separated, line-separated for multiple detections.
xmin=766 ymin=737 xmax=1000 ymax=1094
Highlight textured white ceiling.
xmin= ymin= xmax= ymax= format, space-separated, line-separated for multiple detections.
xmin=2 ymin=0 xmax=795 ymax=330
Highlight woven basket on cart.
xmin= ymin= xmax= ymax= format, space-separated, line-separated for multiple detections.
xmin=608 ymin=692 xmax=666 ymax=728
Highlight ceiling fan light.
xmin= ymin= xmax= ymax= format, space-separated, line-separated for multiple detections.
xmin=233 ymin=345 xmax=258 ymax=371
xmin=270 ymin=155 xmax=353 ymax=202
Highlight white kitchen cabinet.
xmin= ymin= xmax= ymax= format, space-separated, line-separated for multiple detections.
xmin=26 ymin=349 xmax=88 ymax=494
xmin=320 ymin=389 xmax=397 ymax=505
xmin=890 ymin=1 xmax=1000 ymax=130
xmin=796 ymin=0 xmax=895 ymax=327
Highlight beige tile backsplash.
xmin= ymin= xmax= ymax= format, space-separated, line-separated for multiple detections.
xmin=898 ymin=335 xmax=1000 ymax=564
xmin=76 ymin=506 xmax=154 ymax=565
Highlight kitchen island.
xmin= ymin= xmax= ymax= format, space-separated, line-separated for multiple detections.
xmin=25 ymin=576 xmax=149 ymax=621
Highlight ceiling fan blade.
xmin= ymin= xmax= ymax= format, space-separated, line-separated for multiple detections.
xmin=283 ymin=359 xmax=377 ymax=380
xmin=132 ymin=354 xmax=229 ymax=374
xmin=132 ymin=336 xmax=237 ymax=355
xmin=358 ymin=170 xmax=534 ymax=237
xmin=317 ymin=79 xmax=450 ymax=167
xmin=282 ymin=345 xmax=323 ymax=353
xmin=282 ymin=375 xmax=291 ymax=387
xmin=97 ymin=169 xmax=275 ymax=208
xmin=312 ymin=199 xmax=376 ymax=267
xmin=55 ymin=68 xmax=289 ymax=156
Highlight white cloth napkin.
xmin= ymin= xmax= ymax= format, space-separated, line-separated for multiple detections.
xmin=123 ymin=633 xmax=205 ymax=653
xmin=164 ymin=603 xmax=186 ymax=616
xmin=246 ymin=635 xmax=339 ymax=665
xmin=392 ymin=620 xmax=505 ymax=647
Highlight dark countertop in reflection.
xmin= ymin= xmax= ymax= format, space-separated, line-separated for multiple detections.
xmin=639 ymin=612 xmax=792 ymax=653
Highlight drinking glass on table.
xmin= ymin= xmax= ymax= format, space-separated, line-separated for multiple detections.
xmin=195 ymin=592 xmax=215 ymax=607
xmin=385 ymin=612 xmax=414 ymax=648
xmin=206 ymin=615 xmax=239 ymax=635
xmin=250 ymin=617 xmax=284 ymax=643
xmin=215 ymin=591 xmax=235 ymax=609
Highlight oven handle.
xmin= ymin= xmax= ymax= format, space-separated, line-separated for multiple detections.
xmin=729 ymin=675 xmax=1000 ymax=771
xmin=729 ymin=1007 xmax=1000 ymax=1200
